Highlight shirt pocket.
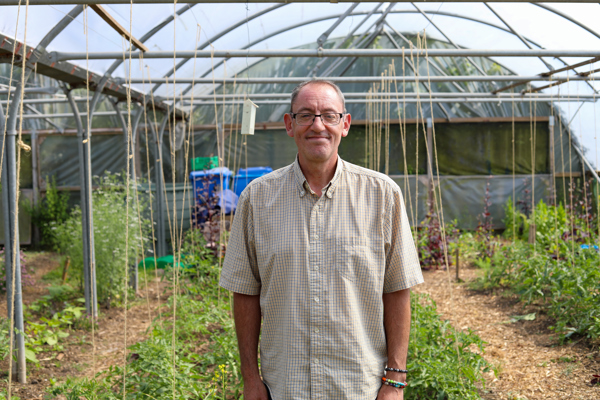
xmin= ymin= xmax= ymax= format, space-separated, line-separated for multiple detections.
xmin=336 ymin=236 xmax=383 ymax=283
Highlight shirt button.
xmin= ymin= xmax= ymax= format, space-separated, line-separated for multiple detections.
xmin=314 ymin=265 xmax=319 ymax=271
xmin=314 ymin=358 xmax=319 ymax=364
xmin=315 ymin=328 xmax=319 ymax=333
xmin=314 ymin=296 xmax=319 ymax=303
xmin=314 ymin=234 xmax=319 ymax=240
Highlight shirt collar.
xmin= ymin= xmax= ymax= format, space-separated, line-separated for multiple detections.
xmin=293 ymin=155 xmax=344 ymax=198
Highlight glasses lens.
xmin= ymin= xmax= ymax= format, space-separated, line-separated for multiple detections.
xmin=294 ymin=113 xmax=341 ymax=126
xmin=322 ymin=113 xmax=341 ymax=125
xmin=295 ymin=113 xmax=314 ymax=125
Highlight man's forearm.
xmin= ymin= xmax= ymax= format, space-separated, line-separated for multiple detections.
xmin=382 ymin=288 xmax=411 ymax=373
xmin=233 ymin=292 xmax=262 ymax=382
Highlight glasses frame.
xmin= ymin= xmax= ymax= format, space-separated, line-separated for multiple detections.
xmin=291 ymin=112 xmax=344 ymax=126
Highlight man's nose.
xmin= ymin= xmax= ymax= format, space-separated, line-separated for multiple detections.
xmin=310 ymin=115 xmax=326 ymax=130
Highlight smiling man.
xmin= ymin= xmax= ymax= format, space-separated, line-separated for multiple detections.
xmin=220 ymin=80 xmax=423 ymax=400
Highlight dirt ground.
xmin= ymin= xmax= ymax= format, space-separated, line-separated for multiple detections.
xmin=414 ymin=266 xmax=600 ymax=400
xmin=0 ymin=252 xmax=169 ymax=400
xmin=2 ymin=252 xmax=600 ymax=399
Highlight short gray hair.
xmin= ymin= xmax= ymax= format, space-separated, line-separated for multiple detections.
xmin=290 ymin=80 xmax=346 ymax=113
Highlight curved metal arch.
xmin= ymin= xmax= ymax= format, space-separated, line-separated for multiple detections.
xmin=88 ymin=3 xmax=197 ymax=121
xmin=533 ymin=3 xmax=600 ymax=41
xmin=176 ymin=8 xmax=551 ymax=106
xmin=176 ymin=13 xmax=367 ymax=98
xmin=151 ymin=3 xmax=288 ymax=94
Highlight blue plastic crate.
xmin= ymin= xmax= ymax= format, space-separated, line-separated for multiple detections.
xmin=190 ymin=167 xmax=233 ymax=200
xmin=233 ymin=166 xmax=273 ymax=196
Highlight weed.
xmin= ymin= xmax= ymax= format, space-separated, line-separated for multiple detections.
xmin=26 ymin=176 xmax=70 ymax=250
xmin=0 ymin=249 xmax=35 ymax=293
xmin=55 ymin=172 xmax=151 ymax=306
xmin=476 ymin=176 xmax=495 ymax=259
xmin=416 ymin=201 xmax=458 ymax=269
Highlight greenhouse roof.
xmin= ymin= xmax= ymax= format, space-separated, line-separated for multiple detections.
xmin=0 ymin=2 xmax=599 ymax=161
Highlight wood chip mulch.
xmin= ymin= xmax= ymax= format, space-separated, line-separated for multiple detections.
xmin=414 ymin=267 xmax=600 ymax=400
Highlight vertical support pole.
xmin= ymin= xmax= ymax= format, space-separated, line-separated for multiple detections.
xmin=31 ymin=127 xmax=40 ymax=246
xmin=426 ymin=118 xmax=434 ymax=211
xmin=549 ymin=116 xmax=556 ymax=204
xmin=64 ymin=86 xmax=97 ymax=317
xmin=1 ymin=87 xmax=27 ymax=383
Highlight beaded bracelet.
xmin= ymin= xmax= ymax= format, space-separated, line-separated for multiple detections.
xmin=385 ymin=367 xmax=408 ymax=374
xmin=381 ymin=377 xmax=407 ymax=389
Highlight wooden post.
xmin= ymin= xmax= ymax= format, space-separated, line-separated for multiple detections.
xmin=455 ymin=247 xmax=460 ymax=281
xmin=61 ymin=257 xmax=70 ymax=285
xmin=528 ymin=223 xmax=537 ymax=244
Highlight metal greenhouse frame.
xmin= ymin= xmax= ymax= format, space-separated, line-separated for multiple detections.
xmin=0 ymin=1 xmax=599 ymax=384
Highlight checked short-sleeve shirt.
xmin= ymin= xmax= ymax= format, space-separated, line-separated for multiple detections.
xmin=220 ymin=157 xmax=423 ymax=400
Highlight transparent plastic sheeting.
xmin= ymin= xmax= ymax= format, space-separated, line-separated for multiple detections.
xmin=0 ymin=190 xmax=32 ymax=245
xmin=39 ymin=134 xmax=127 ymax=187
xmin=191 ymin=35 xmax=547 ymax=124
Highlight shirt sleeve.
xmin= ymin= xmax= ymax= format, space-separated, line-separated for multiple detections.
xmin=382 ymin=184 xmax=423 ymax=293
xmin=219 ymin=189 xmax=261 ymax=295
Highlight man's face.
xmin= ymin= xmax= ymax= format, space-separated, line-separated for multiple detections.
xmin=284 ymin=83 xmax=351 ymax=166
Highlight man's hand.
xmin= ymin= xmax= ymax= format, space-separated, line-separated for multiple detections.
xmin=377 ymin=371 xmax=406 ymax=400
xmin=243 ymin=377 xmax=270 ymax=400
xmin=233 ymin=293 xmax=266 ymax=399
xmin=376 ymin=383 xmax=404 ymax=400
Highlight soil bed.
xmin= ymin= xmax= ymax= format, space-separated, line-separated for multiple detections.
xmin=0 ymin=252 xmax=170 ymax=399
xmin=415 ymin=266 xmax=600 ymax=400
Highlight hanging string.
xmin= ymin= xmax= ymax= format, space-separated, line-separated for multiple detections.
xmin=209 ymin=44 xmax=226 ymax=305
xmin=365 ymin=88 xmax=371 ymax=168
xmin=575 ymin=88 xmax=591 ymax=242
xmin=0 ymin=0 xmax=24 ymax=184
xmin=82 ymin=5 xmax=98 ymax=377
xmin=391 ymin=57 xmax=416 ymax=236
xmin=548 ymin=74 xmax=560 ymax=259
xmin=511 ymin=94 xmax=516 ymax=244
xmin=409 ymin=40 xmax=420 ymax=230
xmin=566 ymin=74 xmax=575 ymax=263
xmin=556 ymin=84 xmax=569 ymax=262
xmin=132 ymin=52 xmax=153 ymax=325
xmin=187 ymin=24 xmax=202 ymax=277
xmin=144 ymin=66 xmax=164 ymax=327
xmin=170 ymin=3 xmax=181 ymax=398
xmin=120 ymin=26 xmax=134 ymax=398
xmin=528 ymin=90 xmax=537 ymax=254
xmin=385 ymin=69 xmax=391 ymax=176
xmin=422 ymin=31 xmax=464 ymax=382
xmin=592 ymin=66 xmax=599 ymax=248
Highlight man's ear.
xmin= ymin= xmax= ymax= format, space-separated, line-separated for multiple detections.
xmin=341 ymin=113 xmax=351 ymax=138
xmin=284 ymin=113 xmax=294 ymax=137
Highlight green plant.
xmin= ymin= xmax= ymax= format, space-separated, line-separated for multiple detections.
xmin=26 ymin=176 xmax=70 ymax=250
xmin=0 ymin=248 xmax=35 ymax=293
xmin=55 ymin=173 xmax=151 ymax=305
xmin=476 ymin=240 xmax=600 ymax=341
xmin=406 ymin=293 xmax=491 ymax=399
xmin=50 ymin=244 xmax=489 ymax=400
xmin=0 ymin=317 xmax=10 ymax=362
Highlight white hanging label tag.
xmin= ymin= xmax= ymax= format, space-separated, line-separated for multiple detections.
xmin=241 ymin=98 xmax=259 ymax=135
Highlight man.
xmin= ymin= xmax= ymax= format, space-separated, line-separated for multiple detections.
xmin=220 ymin=80 xmax=423 ymax=400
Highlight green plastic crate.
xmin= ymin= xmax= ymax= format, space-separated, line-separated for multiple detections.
xmin=138 ymin=255 xmax=189 ymax=270
xmin=191 ymin=156 xmax=219 ymax=171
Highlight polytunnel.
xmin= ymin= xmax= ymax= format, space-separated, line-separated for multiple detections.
xmin=0 ymin=0 xmax=599 ymax=385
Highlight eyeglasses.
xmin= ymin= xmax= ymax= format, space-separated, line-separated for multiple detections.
xmin=291 ymin=113 xmax=343 ymax=126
